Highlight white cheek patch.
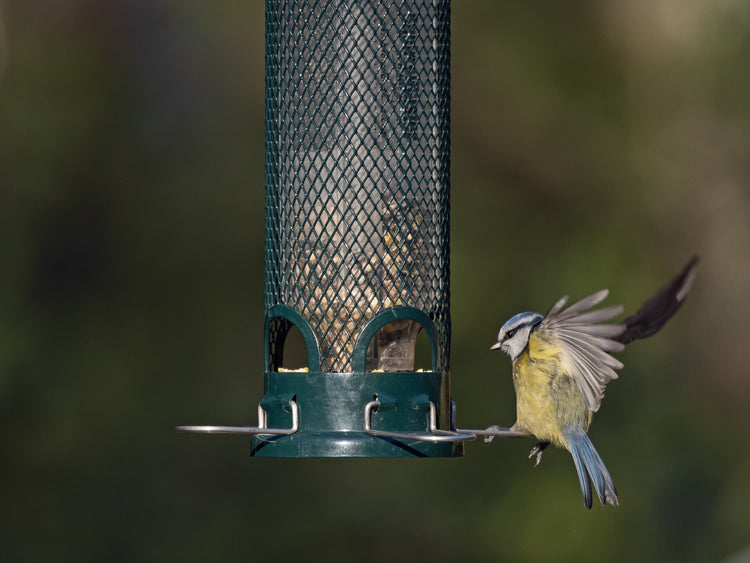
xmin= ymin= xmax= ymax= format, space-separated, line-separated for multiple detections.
xmin=507 ymin=332 xmax=529 ymax=360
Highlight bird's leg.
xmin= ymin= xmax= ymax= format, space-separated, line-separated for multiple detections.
xmin=529 ymin=441 xmax=550 ymax=467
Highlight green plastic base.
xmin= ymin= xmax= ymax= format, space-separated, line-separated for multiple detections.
xmin=250 ymin=430 xmax=462 ymax=457
xmin=250 ymin=371 xmax=463 ymax=458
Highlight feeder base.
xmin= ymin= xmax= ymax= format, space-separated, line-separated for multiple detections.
xmin=250 ymin=371 xmax=464 ymax=458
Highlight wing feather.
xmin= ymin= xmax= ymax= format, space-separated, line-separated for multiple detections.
xmin=554 ymin=289 xmax=610 ymax=319
xmin=540 ymin=290 xmax=626 ymax=412
xmin=563 ymin=304 xmax=625 ymax=325
xmin=545 ymin=295 xmax=570 ymax=317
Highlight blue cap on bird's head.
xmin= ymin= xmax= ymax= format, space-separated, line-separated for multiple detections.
xmin=503 ymin=311 xmax=543 ymax=331
xmin=490 ymin=311 xmax=544 ymax=359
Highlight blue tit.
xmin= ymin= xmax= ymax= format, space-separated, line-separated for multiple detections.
xmin=490 ymin=257 xmax=700 ymax=509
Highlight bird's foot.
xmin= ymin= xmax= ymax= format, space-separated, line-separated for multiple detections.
xmin=484 ymin=425 xmax=503 ymax=444
xmin=528 ymin=441 xmax=550 ymax=467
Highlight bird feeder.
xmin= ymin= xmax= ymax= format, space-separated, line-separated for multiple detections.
xmin=179 ymin=0 xmax=487 ymax=457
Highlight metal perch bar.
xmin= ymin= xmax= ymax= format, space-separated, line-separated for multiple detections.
xmin=176 ymin=400 xmax=299 ymax=436
xmin=364 ymin=399 xmax=476 ymax=443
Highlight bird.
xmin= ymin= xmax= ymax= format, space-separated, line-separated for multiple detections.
xmin=489 ymin=256 xmax=700 ymax=509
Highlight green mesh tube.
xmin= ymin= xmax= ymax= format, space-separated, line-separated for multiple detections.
xmin=265 ymin=0 xmax=450 ymax=372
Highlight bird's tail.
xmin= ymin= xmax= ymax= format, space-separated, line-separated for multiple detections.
xmin=615 ymin=255 xmax=700 ymax=344
xmin=567 ymin=427 xmax=619 ymax=509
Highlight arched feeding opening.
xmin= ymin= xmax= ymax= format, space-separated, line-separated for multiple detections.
xmin=264 ymin=305 xmax=321 ymax=373
xmin=357 ymin=307 xmax=438 ymax=373
xmin=280 ymin=325 xmax=307 ymax=371
xmin=366 ymin=320 xmax=431 ymax=373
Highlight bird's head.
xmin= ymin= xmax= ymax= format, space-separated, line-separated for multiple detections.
xmin=490 ymin=311 xmax=543 ymax=360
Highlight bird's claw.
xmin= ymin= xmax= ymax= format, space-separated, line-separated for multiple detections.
xmin=483 ymin=425 xmax=503 ymax=444
xmin=528 ymin=441 xmax=550 ymax=467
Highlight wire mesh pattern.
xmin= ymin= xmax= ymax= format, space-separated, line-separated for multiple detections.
xmin=265 ymin=0 xmax=451 ymax=373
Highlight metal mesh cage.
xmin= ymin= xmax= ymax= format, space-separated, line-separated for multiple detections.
xmin=265 ymin=0 xmax=451 ymax=374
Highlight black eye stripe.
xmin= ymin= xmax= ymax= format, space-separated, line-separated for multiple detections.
xmin=505 ymin=328 xmax=517 ymax=340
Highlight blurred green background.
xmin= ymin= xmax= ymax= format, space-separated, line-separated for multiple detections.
xmin=2 ymin=1 xmax=749 ymax=561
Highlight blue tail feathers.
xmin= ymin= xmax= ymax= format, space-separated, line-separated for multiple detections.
xmin=567 ymin=428 xmax=619 ymax=509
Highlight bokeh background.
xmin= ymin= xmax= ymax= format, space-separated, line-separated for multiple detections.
xmin=2 ymin=1 xmax=749 ymax=561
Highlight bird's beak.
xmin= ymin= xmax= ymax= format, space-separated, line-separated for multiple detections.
xmin=489 ymin=341 xmax=502 ymax=351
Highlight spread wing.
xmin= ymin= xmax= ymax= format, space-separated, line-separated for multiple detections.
xmin=540 ymin=289 xmax=626 ymax=412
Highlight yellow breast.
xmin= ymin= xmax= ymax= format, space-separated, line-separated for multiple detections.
xmin=512 ymin=330 xmax=591 ymax=447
